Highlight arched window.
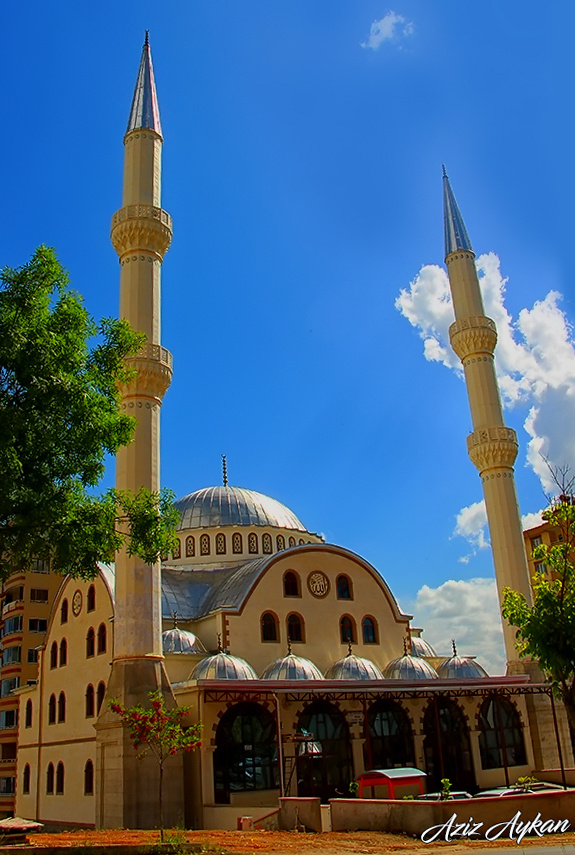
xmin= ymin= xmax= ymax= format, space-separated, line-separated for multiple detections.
xmin=232 ymin=532 xmax=243 ymax=554
xmin=288 ymin=536 xmax=296 ymax=547
xmin=48 ymin=694 xmax=56 ymax=725
xmin=23 ymin=763 xmax=30 ymax=795
xmin=248 ymin=532 xmax=258 ymax=554
xmin=97 ymin=681 xmax=106 ymax=714
xmin=172 ymin=539 xmax=181 ymax=560
xmin=25 ymin=699 xmax=32 ymax=728
xmin=340 ymin=615 xmax=356 ymax=644
xmin=200 ymin=533 xmax=210 ymax=556
xmin=283 ymin=571 xmax=300 ymax=597
xmin=287 ymin=613 xmax=304 ymax=643
xmin=87 ymin=585 xmax=96 ymax=612
xmin=261 ymin=612 xmax=279 ymax=642
xmin=85 ymin=684 xmax=95 ymax=718
xmin=58 ymin=692 xmax=66 ymax=723
xmin=362 ymin=616 xmax=378 ymax=644
xmin=298 ymin=538 xmax=305 ymax=545
xmin=50 ymin=641 xmax=58 ymax=669
xmin=60 ymin=598 xmax=68 ymax=624
xmin=86 ymin=627 xmax=95 ymax=657
xmin=478 ymin=695 xmax=526 ymax=770
xmin=336 ymin=575 xmax=352 ymax=600
xmin=422 ymin=698 xmax=475 ymax=793
xmin=186 ymin=536 xmax=195 ymax=558
xmin=97 ymin=623 xmax=107 ymax=654
xmin=276 ymin=535 xmax=285 ymax=551
xmin=56 ymin=761 xmax=64 ymax=794
xmin=84 ymin=760 xmax=94 ymax=795
xmin=213 ymin=702 xmax=278 ymax=804
xmin=216 ymin=533 xmax=226 ymax=555
xmin=366 ymin=700 xmax=415 ymax=772
xmin=262 ymin=533 xmax=272 ymax=554
xmin=296 ymin=700 xmax=353 ymax=803
xmin=59 ymin=638 xmax=67 ymax=666
xmin=46 ymin=762 xmax=54 ymax=794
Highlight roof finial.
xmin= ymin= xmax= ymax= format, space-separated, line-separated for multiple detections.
xmin=287 ymin=638 xmax=292 ymax=655
xmin=442 ymin=163 xmax=447 ymax=177
xmin=452 ymin=638 xmax=457 ymax=656
xmin=347 ymin=639 xmax=353 ymax=657
xmin=173 ymin=611 xmax=178 ymax=628
xmin=222 ymin=454 xmax=228 ymax=487
xmin=403 ymin=637 xmax=409 ymax=656
xmin=217 ymin=633 xmax=223 ymax=653
xmin=144 ymin=30 xmax=150 ymax=47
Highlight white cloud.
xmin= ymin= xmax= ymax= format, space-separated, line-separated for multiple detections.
xmin=522 ymin=509 xmax=545 ymax=530
xmin=361 ymin=11 xmax=414 ymax=50
xmin=454 ymin=500 xmax=488 ymax=549
xmin=413 ymin=578 xmax=506 ymax=675
xmin=396 ymin=253 xmax=575 ymax=506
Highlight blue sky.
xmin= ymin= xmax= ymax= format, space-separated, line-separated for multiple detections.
xmin=2 ymin=1 xmax=573 ymax=672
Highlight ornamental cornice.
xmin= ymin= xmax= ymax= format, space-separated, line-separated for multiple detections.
xmin=449 ymin=316 xmax=497 ymax=360
xmin=466 ymin=426 xmax=518 ymax=472
xmin=119 ymin=343 xmax=173 ymax=401
xmin=111 ymin=205 xmax=173 ymax=259
xmin=446 ymin=249 xmax=476 ymax=265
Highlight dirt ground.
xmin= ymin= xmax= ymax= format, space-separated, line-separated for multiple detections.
xmin=23 ymin=828 xmax=575 ymax=853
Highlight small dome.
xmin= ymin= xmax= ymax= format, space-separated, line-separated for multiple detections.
xmin=410 ymin=636 xmax=436 ymax=658
xmin=325 ymin=653 xmax=384 ymax=681
xmin=261 ymin=653 xmax=324 ymax=681
xmin=174 ymin=486 xmax=308 ymax=532
xmin=383 ymin=654 xmax=439 ymax=680
xmin=437 ymin=655 xmax=489 ymax=679
xmin=191 ymin=651 xmax=257 ymax=680
xmin=162 ymin=626 xmax=207 ymax=655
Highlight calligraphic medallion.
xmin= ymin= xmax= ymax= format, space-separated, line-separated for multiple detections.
xmin=72 ymin=589 xmax=83 ymax=616
xmin=307 ymin=571 xmax=330 ymax=598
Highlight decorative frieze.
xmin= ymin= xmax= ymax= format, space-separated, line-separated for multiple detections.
xmin=449 ymin=316 xmax=497 ymax=360
xmin=119 ymin=343 xmax=173 ymax=401
xmin=466 ymin=426 xmax=518 ymax=472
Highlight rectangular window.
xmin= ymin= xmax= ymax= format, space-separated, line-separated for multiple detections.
xmin=535 ymin=561 xmax=547 ymax=574
xmin=27 ymin=649 xmax=39 ymax=664
xmin=30 ymin=558 xmax=50 ymax=573
xmin=0 ymin=777 xmax=15 ymax=795
xmin=2 ymin=646 xmax=22 ymax=664
xmin=2 ymin=615 xmax=23 ymax=636
xmin=531 ymin=536 xmax=542 ymax=549
xmin=29 ymin=589 xmax=49 ymax=603
xmin=4 ymin=586 xmax=24 ymax=604
xmin=1 ymin=677 xmax=20 ymax=697
xmin=0 ymin=710 xmax=18 ymax=729
xmin=28 ymin=618 xmax=47 ymax=633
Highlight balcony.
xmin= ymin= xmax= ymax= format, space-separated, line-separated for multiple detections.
xmin=1 ymin=600 xmax=23 ymax=618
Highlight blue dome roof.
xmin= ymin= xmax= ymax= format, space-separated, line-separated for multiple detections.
xmin=175 ymin=486 xmax=308 ymax=532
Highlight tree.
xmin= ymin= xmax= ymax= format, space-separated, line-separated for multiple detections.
xmin=110 ymin=692 xmax=202 ymax=839
xmin=502 ymin=469 xmax=575 ymax=731
xmin=0 ymin=246 xmax=178 ymax=580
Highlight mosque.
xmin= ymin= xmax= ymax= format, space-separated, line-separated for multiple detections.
xmin=11 ymin=37 xmax=574 ymax=830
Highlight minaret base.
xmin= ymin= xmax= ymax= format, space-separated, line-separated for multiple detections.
xmin=95 ymin=658 xmax=184 ymax=830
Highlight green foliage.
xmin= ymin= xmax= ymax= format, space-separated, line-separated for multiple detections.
xmin=515 ymin=775 xmax=538 ymax=792
xmin=502 ymin=491 xmax=575 ymax=729
xmin=0 ymin=247 xmax=178 ymax=579
xmin=440 ymin=777 xmax=452 ymax=800
xmin=348 ymin=780 xmax=359 ymax=796
xmin=110 ymin=692 xmax=202 ymax=840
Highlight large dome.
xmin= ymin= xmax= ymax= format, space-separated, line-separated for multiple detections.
xmin=175 ymin=486 xmax=308 ymax=532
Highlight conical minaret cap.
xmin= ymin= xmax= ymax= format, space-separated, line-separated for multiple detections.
xmin=126 ymin=31 xmax=162 ymax=137
xmin=443 ymin=166 xmax=473 ymax=258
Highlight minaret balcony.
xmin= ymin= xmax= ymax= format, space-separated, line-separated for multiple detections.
xmin=119 ymin=343 xmax=173 ymax=401
xmin=111 ymin=205 xmax=172 ymax=259
xmin=467 ymin=426 xmax=519 ymax=473
xmin=449 ymin=316 xmax=497 ymax=361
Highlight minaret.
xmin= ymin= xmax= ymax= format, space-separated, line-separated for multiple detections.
xmin=443 ymin=168 xmax=532 ymax=667
xmin=96 ymin=35 xmax=182 ymax=829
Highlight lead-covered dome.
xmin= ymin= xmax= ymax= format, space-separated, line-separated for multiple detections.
xmin=325 ymin=653 xmax=384 ymax=681
xmin=261 ymin=653 xmax=324 ymax=681
xmin=191 ymin=651 xmax=257 ymax=680
xmin=437 ymin=655 xmax=488 ymax=679
xmin=411 ymin=636 xmax=437 ymax=658
xmin=175 ymin=486 xmax=308 ymax=532
xmin=384 ymin=654 xmax=439 ymax=680
xmin=162 ymin=626 xmax=207 ymax=655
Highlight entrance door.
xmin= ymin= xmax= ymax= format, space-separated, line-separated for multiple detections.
xmin=423 ymin=697 xmax=475 ymax=793
xmin=296 ymin=701 xmax=353 ymax=803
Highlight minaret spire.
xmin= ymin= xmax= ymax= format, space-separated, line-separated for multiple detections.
xmin=442 ymin=169 xmax=531 ymax=668
xmin=126 ymin=32 xmax=162 ymax=137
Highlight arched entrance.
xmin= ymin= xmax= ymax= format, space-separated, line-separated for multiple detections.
xmin=296 ymin=701 xmax=353 ymax=803
xmin=213 ymin=702 xmax=278 ymax=804
xmin=365 ymin=699 xmax=415 ymax=770
xmin=423 ymin=697 xmax=475 ymax=793
xmin=478 ymin=694 xmax=526 ymax=771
